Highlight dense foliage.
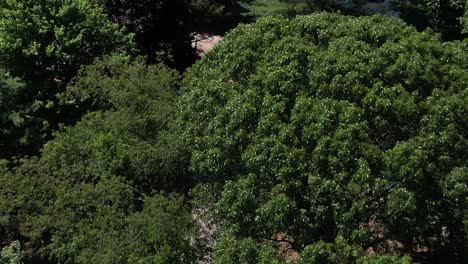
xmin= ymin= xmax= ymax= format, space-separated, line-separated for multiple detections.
xmin=0 ymin=57 xmax=194 ymax=263
xmin=57 ymin=55 xmax=189 ymax=193
xmin=0 ymin=0 xmax=133 ymax=84
xmin=0 ymin=163 xmax=194 ymax=263
xmin=1 ymin=1 xmax=467 ymax=263
xmin=240 ymin=0 xmax=373 ymax=17
xmin=0 ymin=0 xmax=134 ymax=159
xmin=0 ymin=71 xmax=36 ymax=159
xmin=180 ymin=13 xmax=468 ymax=263
xmin=241 ymin=1 xmax=468 ymax=40
xmin=241 ymin=0 xmax=340 ymax=17
xmin=0 ymin=241 xmax=22 ymax=264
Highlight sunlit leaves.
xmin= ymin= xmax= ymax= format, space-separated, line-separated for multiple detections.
xmin=180 ymin=13 xmax=467 ymax=262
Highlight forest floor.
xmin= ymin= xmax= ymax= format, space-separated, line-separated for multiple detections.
xmin=193 ymin=34 xmax=223 ymax=56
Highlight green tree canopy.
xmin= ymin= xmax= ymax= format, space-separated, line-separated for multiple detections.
xmin=50 ymin=55 xmax=189 ymax=193
xmin=0 ymin=0 xmax=134 ymax=159
xmin=0 ymin=163 xmax=194 ymax=263
xmin=0 ymin=70 xmax=40 ymax=159
xmin=179 ymin=13 xmax=468 ymax=263
xmin=0 ymin=56 xmax=194 ymax=262
xmin=0 ymin=0 xmax=133 ymax=85
xmin=240 ymin=0 xmax=367 ymax=17
xmin=0 ymin=241 xmax=22 ymax=264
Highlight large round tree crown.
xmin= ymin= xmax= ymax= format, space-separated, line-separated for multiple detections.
xmin=180 ymin=13 xmax=467 ymax=262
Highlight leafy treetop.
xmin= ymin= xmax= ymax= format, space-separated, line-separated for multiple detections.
xmin=0 ymin=0 xmax=134 ymax=159
xmin=0 ymin=56 xmax=194 ymax=263
xmin=180 ymin=13 xmax=468 ymax=263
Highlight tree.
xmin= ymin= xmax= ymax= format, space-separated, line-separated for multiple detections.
xmin=0 ymin=157 xmax=61 ymax=262
xmin=393 ymin=0 xmax=468 ymax=40
xmin=463 ymin=3 xmax=468 ymax=33
xmin=179 ymin=13 xmax=468 ymax=262
xmin=0 ymin=0 xmax=133 ymax=85
xmin=0 ymin=163 xmax=194 ymax=263
xmin=0 ymin=56 xmax=193 ymax=262
xmin=213 ymin=236 xmax=282 ymax=263
xmin=46 ymin=184 xmax=194 ymax=264
xmin=0 ymin=0 xmax=134 ymax=159
xmin=50 ymin=55 xmax=190 ymax=193
xmin=117 ymin=194 xmax=194 ymax=264
xmin=298 ymin=237 xmax=362 ymax=264
xmin=239 ymin=0 xmax=365 ymax=17
xmin=357 ymin=255 xmax=412 ymax=264
xmin=0 ymin=241 xmax=22 ymax=264
xmin=0 ymin=70 xmax=43 ymax=160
